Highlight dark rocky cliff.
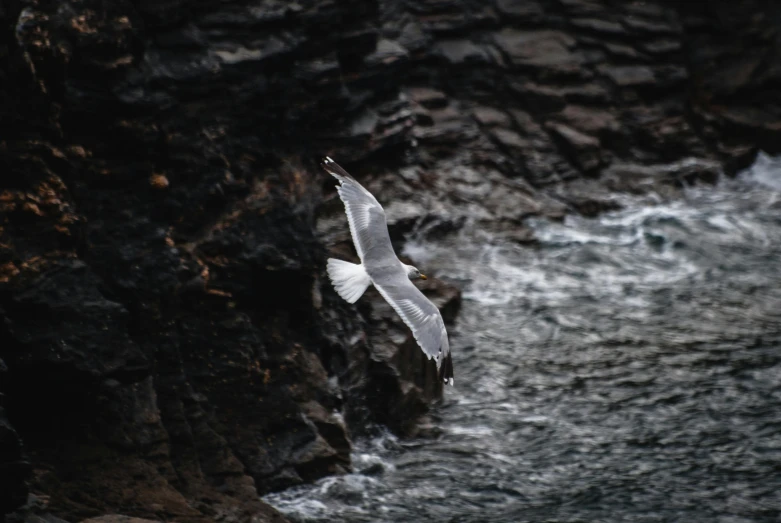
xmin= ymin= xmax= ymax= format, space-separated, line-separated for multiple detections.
xmin=1 ymin=0 xmax=779 ymax=521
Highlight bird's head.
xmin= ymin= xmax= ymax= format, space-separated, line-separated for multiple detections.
xmin=405 ymin=264 xmax=427 ymax=281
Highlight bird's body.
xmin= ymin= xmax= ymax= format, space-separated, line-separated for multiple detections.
xmin=322 ymin=157 xmax=454 ymax=385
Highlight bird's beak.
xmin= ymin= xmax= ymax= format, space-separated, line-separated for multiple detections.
xmin=420 ymin=274 xmax=428 ymax=280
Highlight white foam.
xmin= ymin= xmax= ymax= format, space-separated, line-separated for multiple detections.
xmin=739 ymin=151 xmax=781 ymax=191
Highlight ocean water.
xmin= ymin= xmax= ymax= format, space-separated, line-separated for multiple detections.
xmin=265 ymin=153 xmax=781 ymax=522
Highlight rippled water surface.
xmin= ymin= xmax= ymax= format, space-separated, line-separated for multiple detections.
xmin=266 ymin=155 xmax=781 ymax=522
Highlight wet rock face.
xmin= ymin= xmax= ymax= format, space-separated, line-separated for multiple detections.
xmin=1 ymin=0 xmax=780 ymax=520
xmin=0 ymin=388 xmax=29 ymax=515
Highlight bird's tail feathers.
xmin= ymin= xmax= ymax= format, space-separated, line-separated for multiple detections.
xmin=327 ymin=258 xmax=371 ymax=304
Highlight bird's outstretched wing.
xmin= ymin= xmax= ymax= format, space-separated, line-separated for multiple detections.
xmin=373 ymin=275 xmax=453 ymax=385
xmin=322 ymin=156 xmax=391 ymax=262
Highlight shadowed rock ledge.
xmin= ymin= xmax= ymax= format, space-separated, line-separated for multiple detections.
xmin=1 ymin=0 xmax=780 ymax=521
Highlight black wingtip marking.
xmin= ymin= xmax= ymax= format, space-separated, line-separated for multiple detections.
xmin=320 ymin=156 xmax=355 ymax=180
xmin=439 ymin=353 xmax=454 ymax=386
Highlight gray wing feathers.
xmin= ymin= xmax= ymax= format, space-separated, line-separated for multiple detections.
xmin=374 ymin=278 xmax=450 ymax=367
xmin=323 ymin=158 xmax=387 ymax=262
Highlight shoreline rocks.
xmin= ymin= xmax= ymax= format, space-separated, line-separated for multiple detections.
xmin=2 ymin=0 xmax=780 ymax=521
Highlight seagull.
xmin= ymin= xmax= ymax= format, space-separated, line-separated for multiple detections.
xmin=322 ymin=156 xmax=454 ymax=385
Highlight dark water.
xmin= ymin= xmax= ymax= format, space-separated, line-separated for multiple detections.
xmin=266 ymin=154 xmax=781 ymax=522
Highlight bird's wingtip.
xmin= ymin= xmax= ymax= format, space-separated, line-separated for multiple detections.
xmin=439 ymin=353 xmax=454 ymax=386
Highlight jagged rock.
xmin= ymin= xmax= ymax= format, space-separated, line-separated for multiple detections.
xmin=495 ymin=0 xmax=545 ymax=20
xmin=397 ymin=19 xmax=430 ymax=52
xmin=491 ymin=128 xmax=529 ymax=151
xmin=624 ymin=2 xmax=670 ymax=18
xmin=414 ymin=103 xmax=478 ymax=145
xmin=471 ymin=106 xmax=512 ymax=127
xmin=364 ymin=39 xmax=409 ymax=69
xmin=406 ymin=87 xmax=449 ymax=109
xmin=81 ymin=517 xmax=161 ymax=523
xmin=415 ymin=4 xmax=497 ymax=33
xmin=602 ymin=158 xmax=723 ymax=194
xmin=553 ymin=178 xmax=624 ymax=218
xmin=507 ymin=110 xmax=581 ymax=184
xmin=654 ymin=64 xmax=688 ymax=88
xmin=2 ymin=261 xmax=149 ymax=382
xmin=545 ymin=122 xmax=603 ymax=172
xmin=602 ymin=43 xmax=643 ymax=60
xmin=493 ymin=29 xmax=583 ymax=76
xmin=598 ymin=65 xmax=656 ymax=87
xmin=559 ymin=83 xmax=613 ymax=104
xmin=434 ymin=39 xmax=491 ymax=65
xmin=557 ymin=105 xmax=621 ymax=137
xmin=623 ymin=15 xmax=681 ymax=35
xmin=570 ymin=18 xmax=627 ymax=35
xmin=29 ymin=515 xmax=71 ymax=523
xmin=0 ymin=406 xmax=28 ymax=515
xmin=642 ymin=39 xmax=682 ymax=55
xmin=6 ymin=508 xmax=72 ymax=523
xmin=480 ymin=177 xmax=546 ymax=223
xmin=558 ymin=0 xmax=606 ymax=15
xmin=510 ymin=81 xmax=567 ymax=114
xmin=2 ymin=0 xmax=781 ymax=520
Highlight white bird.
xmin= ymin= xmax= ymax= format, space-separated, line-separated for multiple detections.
xmin=322 ymin=157 xmax=454 ymax=385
